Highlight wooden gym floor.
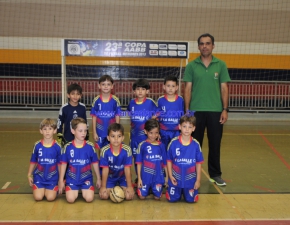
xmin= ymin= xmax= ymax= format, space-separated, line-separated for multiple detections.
xmin=0 ymin=111 xmax=289 ymax=224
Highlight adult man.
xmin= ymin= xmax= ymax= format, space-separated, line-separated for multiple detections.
xmin=183 ymin=33 xmax=231 ymax=186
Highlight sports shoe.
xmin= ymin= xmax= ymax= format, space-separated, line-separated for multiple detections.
xmin=209 ymin=176 xmax=226 ymax=186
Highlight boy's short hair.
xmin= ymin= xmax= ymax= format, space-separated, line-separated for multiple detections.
xmin=99 ymin=75 xmax=114 ymax=84
xmin=144 ymin=119 xmax=160 ymax=132
xmin=132 ymin=78 xmax=150 ymax=90
xmin=39 ymin=118 xmax=57 ymax=130
xmin=164 ymin=75 xmax=178 ymax=85
xmin=71 ymin=117 xmax=87 ymax=130
xmin=108 ymin=123 xmax=124 ymax=136
xmin=179 ymin=115 xmax=196 ymax=126
xmin=67 ymin=83 xmax=82 ymax=95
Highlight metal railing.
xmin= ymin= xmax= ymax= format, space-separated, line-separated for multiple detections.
xmin=0 ymin=77 xmax=289 ymax=112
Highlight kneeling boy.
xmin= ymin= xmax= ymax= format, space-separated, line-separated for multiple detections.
xmin=99 ymin=123 xmax=135 ymax=200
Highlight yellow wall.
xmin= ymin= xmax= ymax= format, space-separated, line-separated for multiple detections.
xmin=1 ymin=50 xmax=289 ymax=69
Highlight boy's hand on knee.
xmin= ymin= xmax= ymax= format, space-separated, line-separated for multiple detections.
xmin=27 ymin=175 xmax=33 ymax=187
xmin=58 ymin=180 xmax=65 ymax=194
xmin=99 ymin=187 xmax=107 ymax=199
xmin=194 ymin=180 xmax=200 ymax=190
xmin=137 ymin=178 xmax=143 ymax=188
xmin=126 ymin=186 xmax=134 ymax=200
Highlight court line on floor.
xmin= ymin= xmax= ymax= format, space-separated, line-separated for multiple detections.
xmin=0 ymin=185 xmax=20 ymax=193
xmin=1 ymin=182 xmax=11 ymax=189
xmin=201 ymin=168 xmax=245 ymax=220
xmin=253 ymin=185 xmax=275 ymax=192
xmin=258 ymin=131 xmax=290 ymax=170
xmin=47 ymin=197 xmax=60 ymax=221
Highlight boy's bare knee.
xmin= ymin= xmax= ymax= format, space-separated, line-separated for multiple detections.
xmin=34 ymin=195 xmax=44 ymax=201
xmin=66 ymin=196 xmax=76 ymax=203
xmin=84 ymin=195 xmax=94 ymax=203
xmin=46 ymin=195 xmax=56 ymax=202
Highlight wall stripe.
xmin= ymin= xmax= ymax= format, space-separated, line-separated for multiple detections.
xmin=1 ymin=49 xmax=289 ymax=70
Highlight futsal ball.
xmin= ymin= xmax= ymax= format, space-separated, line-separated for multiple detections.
xmin=109 ymin=186 xmax=125 ymax=203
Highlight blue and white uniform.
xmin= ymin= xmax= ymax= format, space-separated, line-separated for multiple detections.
xmin=91 ymin=94 xmax=121 ymax=148
xmin=30 ymin=140 xmax=61 ymax=190
xmin=61 ymin=140 xmax=98 ymax=190
xmin=157 ymin=95 xmax=184 ymax=149
xmin=127 ymin=97 xmax=157 ymax=157
xmin=135 ymin=140 xmax=167 ymax=197
xmin=166 ymin=136 xmax=204 ymax=203
xmin=100 ymin=144 xmax=132 ymax=188
xmin=57 ymin=102 xmax=87 ymax=143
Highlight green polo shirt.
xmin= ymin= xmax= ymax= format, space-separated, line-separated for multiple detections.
xmin=183 ymin=55 xmax=231 ymax=112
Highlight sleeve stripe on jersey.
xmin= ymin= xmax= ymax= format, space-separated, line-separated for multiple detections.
xmin=136 ymin=141 xmax=146 ymax=154
xmin=122 ymin=144 xmax=132 ymax=157
xmin=86 ymin=141 xmax=96 ymax=153
xmin=147 ymin=97 xmax=157 ymax=106
xmin=32 ymin=140 xmax=41 ymax=153
xmin=112 ymin=95 xmax=121 ymax=106
xmin=100 ymin=145 xmax=110 ymax=158
xmin=91 ymin=95 xmax=101 ymax=107
xmin=167 ymin=136 xmax=179 ymax=151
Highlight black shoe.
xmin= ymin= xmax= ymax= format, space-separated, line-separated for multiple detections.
xmin=209 ymin=176 xmax=226 ymax=186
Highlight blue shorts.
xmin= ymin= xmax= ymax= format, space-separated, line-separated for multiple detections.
xmin=166 ymin=185 xmax=199 ymax=203
xmin=65 ymin=179 xmax=95 ymax=191
xmin=160 ymin=129 xmax=180 ymax=149
xmin=137 ymin=182 xmax=163 ymax=198
xmin=96 ymin=136 xmax=109 ymax=149
xmin=33 ymin=181 xmax=58 ymax=191
xmin=106 ymin=176 xmax=127 ymax=188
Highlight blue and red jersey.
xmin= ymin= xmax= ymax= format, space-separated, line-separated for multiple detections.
xmin=90 ymin=94 xmax=121 ymax=137
xmin=61 ymin=141 xmax=99 ymax=185
xmin=167 ymin=136 xmax=204 ymax=188
xmin=100 ymin=144 xmax=132 ymax=181
xmin=135 ymin=140 xmax=167 ymax=184
xmin=127 ymin=97 xmax=157 ymax=141
xmin=157 ymin=95 xmax=184 ymax=131
xmin=30 ymin=140 xmax=62 ymax=184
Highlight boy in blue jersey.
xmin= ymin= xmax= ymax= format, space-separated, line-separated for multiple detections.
xmin=99 ymin=123 xmax=134 ymax=200
xmin=91 ymin=75 xmax=121 ymax=155
xmin=127 ymin=78 xmax=158 ymax=181
xmin=27 ymin=118 xmax=62 ymax=201
xmin=136 ymin=119 xmax=167 ymax=200
xmin=58 ymin=117 xmax=101 ymax=203
xmin=57 ymin=83 xmax=88 ymax=146
xmin=166 ymin=115 xmax=204 ymax=203
xmin=157 ymin=75 xmax=184 ymax=149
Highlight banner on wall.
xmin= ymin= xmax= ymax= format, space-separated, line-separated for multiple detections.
xmin=62 ymin=39 xmax=188 ymax=58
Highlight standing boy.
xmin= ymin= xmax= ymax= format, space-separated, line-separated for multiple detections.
xmin=27 ymin=118 xmax=61 ymax=201
xmin=127 ymin=78 xmax=157 ymax=180
xmin=57 ymin=83 xmax=88 ymax=146
xmin=166 ymin=115 xmax=204 ymax=203
xmin=91 ymin=75 xmax=121 ymax=154
xmin=99 ymin=123 xmax=134 ymax=200
xmin=157 ymin=75 xmax=184 ymax=149
xmin=136 ymin=119 xmax=167 ymax=200
xmin=58 ymin=117 xmax=101 ymax=203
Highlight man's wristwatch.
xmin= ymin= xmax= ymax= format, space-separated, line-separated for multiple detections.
xmin=223 ymin=108 xmax=229 ymax=112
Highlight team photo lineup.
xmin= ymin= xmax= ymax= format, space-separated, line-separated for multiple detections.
xmin=28 ymin=33 xmax=230 ymax=204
